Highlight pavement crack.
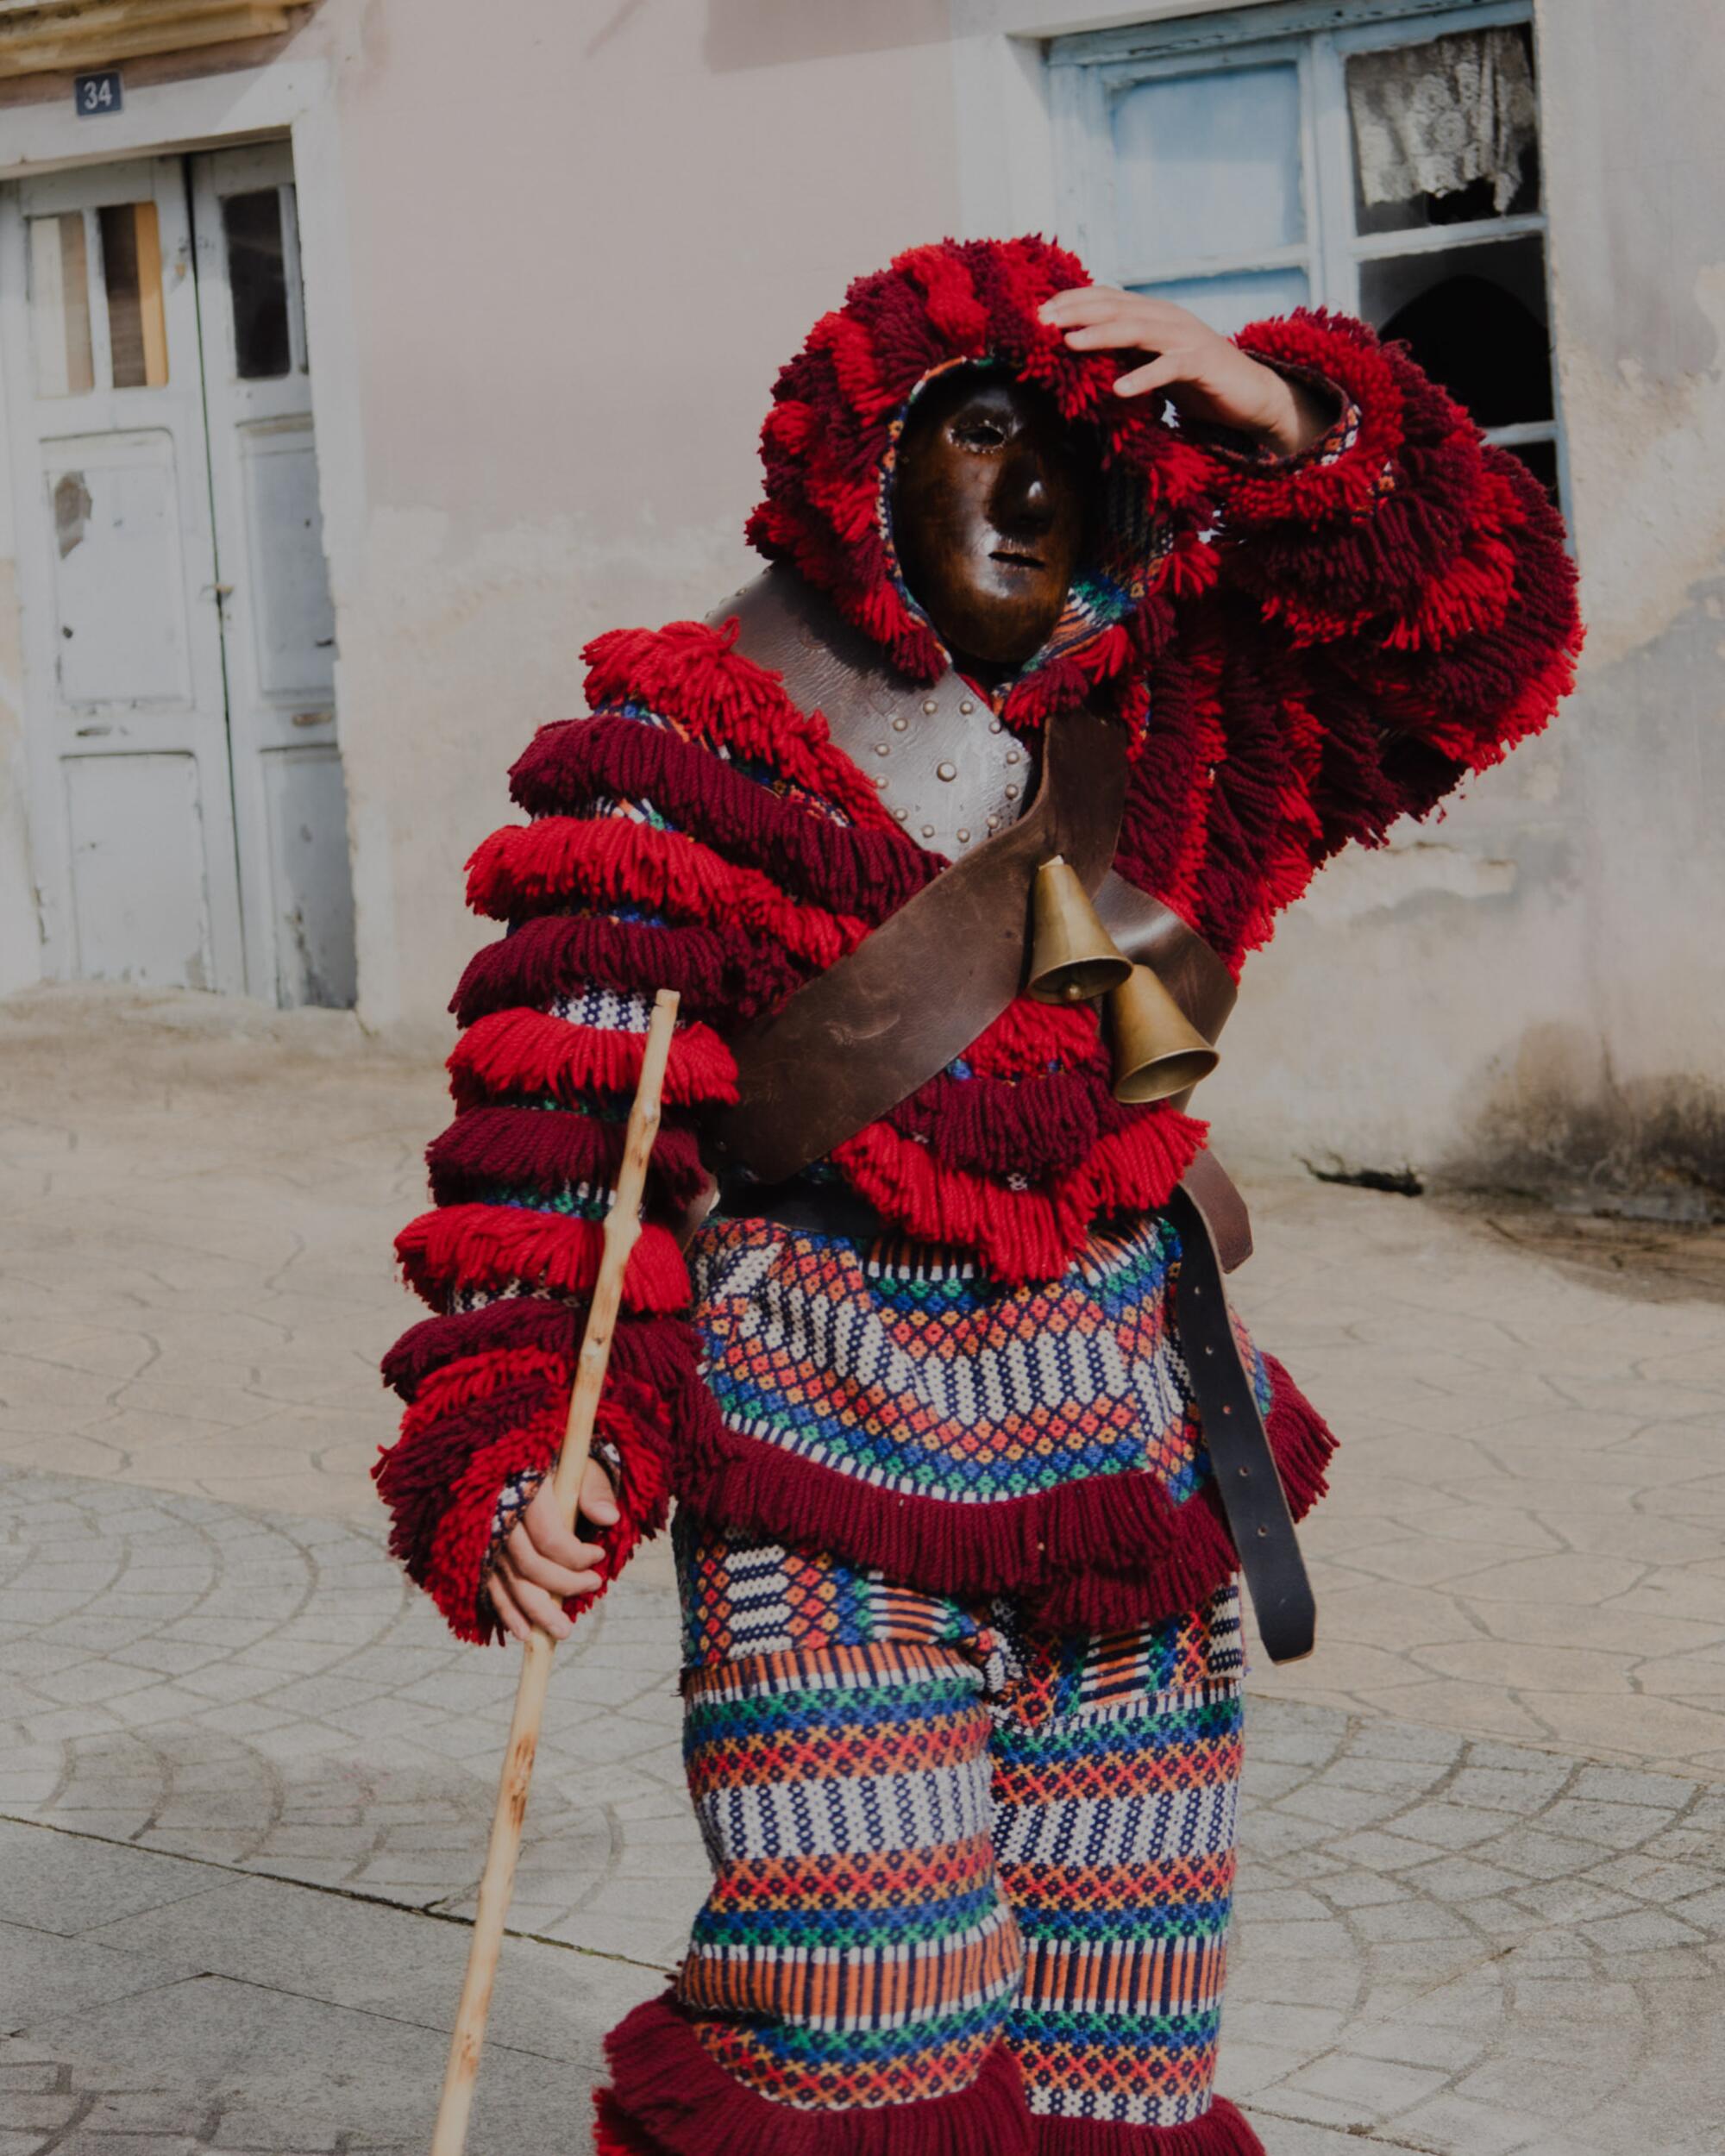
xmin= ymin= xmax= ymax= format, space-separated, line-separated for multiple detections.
xmin=0 ymin=1805 xmax=673 ymax=1976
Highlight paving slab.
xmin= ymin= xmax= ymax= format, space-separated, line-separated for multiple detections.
xmin=3 ymin=985 xmax=1723 ymax=2152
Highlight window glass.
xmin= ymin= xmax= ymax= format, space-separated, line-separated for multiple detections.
xmin=1359 ymin=234 xmax=1552 ymax=427
xmin=98 ymin=202 xmax=169 ymax=390
xmin=1113 ymin=64 xmax=1304 ymax=272
xmin=28 ymin=213 xmax=96 ymax=398
xmin=1502 ymin=438 xmax=1559 ymax=499
xmin=223 ymin=187 xmax=292 ymax=379
xmin=1135 ymin=266 xmax=1309 ymax=342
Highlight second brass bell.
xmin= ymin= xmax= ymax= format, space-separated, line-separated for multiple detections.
xmin=1107 ymin=963 xmax=1219 ymax=1105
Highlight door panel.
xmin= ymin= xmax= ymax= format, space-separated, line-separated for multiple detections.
xmin=239 ymin=417 xmax=336 ymax=697
xmin=191 ymin=141 xmax=355 ymax=1009
xmin=66 ymin=751 xmax=214 ymax=987
xmin=0 ymin=156 xmax=244 ymax=993
xmin=45 ymin=429 xmax=192 ymax=706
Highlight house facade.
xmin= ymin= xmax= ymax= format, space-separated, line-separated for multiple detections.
xmin=0 ymin=0 xmax=1718 ymax=1205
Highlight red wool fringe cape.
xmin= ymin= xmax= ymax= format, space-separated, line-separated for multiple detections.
xmin=374 ymin=235 xmax=1580 ymax=1661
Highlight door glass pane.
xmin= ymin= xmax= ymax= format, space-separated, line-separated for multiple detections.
xmin=1113 ymin=65 xmax=1303 ymax=273
xmin=223 ymin=188 xmax=292 ymax=379
xmin=98 ymin=203 xmax=169 ymax=390
xmin=1349 ymin=25 xmax=1540 ymax=236
xmin=28 ymin=214 xmax=96 ymax=398
xmin=1359 ymin=235 xmax=1551 ymax=426
xmin=1134 ymin=267 xmax=1308 ymax=342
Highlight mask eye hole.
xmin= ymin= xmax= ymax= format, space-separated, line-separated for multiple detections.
xmin=951 ymin=415 xmax=1008 ymax=451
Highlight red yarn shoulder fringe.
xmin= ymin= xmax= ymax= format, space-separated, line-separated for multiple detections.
xmin=674 ymin=1352 xmax=1333 ymax=1634
xmin=597 ymin=1993 xmax=1034 ymax=2156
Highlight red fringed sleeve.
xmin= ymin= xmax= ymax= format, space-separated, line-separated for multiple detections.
xmin=1119 ymin=309 xmax=1583 ymax=968
xmin=375 ymin=725 xmax=749 ymax=1642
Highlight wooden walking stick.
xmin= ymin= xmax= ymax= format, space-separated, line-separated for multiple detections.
xmin=430 ymin=987 xmax=681 ymax=2156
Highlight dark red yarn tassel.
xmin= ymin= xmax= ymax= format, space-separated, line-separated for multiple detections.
xmin=599 ymin=1995 xmax=1035 ymax=2156
xmin=1034 ymin=2101 xmax=1264 ymax=2156
xmin=674 ymin=1352 xmax=1333 ymax=1635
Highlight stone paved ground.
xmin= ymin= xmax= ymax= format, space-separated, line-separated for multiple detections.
xmin=1 ymin=986 xmax=1722 ymax=2156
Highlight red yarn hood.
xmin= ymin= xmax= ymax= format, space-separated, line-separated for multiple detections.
xmin=747 ymin=235 xmax=1220 ymax=736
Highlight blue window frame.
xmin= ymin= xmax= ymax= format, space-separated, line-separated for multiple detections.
xmin=1049 ymin=0 xmax=1567 ymax=505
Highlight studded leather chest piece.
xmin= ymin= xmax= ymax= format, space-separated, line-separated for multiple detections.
xmin=708 ymin=567 xmax=1032 ymax=860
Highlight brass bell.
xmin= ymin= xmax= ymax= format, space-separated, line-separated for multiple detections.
xmin=1026 ymin=856 xmax=1134 ymax=1006
xmin=1108 ymin=963 xmax=1220 ymax=1104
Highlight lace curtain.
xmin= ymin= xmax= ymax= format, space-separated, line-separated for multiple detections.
xmin=1347 ymin=28 xmax=1539 ymax=213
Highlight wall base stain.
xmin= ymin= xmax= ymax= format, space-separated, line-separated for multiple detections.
xmin=1441 ymin=1027 xmax=1725 ymax=1225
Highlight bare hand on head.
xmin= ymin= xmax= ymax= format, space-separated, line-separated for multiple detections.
xmin=1039 ymin=288 xmax=1331 ymax=457
xmin=485 ymin=1457 xmax=620 ymax=1644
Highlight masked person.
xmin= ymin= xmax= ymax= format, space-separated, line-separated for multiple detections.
xmin=378 ymin=239 xmax=1581 ymax=2155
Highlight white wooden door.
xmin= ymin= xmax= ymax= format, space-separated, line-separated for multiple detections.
xmin=0 ymin=156 xmax=245 ymax=992
xmin=191 ymin=143 xmax=356 ymax=1009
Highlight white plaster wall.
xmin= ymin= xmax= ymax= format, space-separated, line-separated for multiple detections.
xmin=323 ymin=0 xmax=963 ymax=1045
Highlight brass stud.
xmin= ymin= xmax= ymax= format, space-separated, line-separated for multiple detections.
xmin=1004 ymin=783 xmax=1020 ymax=800
xmin=988 ymin=718 xmax=1004 ymax=734
xmin=1005 ymin=749 xmax=1021 ymax=766
xmin=959 ymin=699 xmax=975 ymax=715
xmin=893 ymin=716 xmax=909 ymax=732
xmin=894 ymin=805 xmax=908 ymax=823
xmin=923 ymin=698 xmax=939 ymax=714
xmin=874 ymin=742 xmax=890 ymax=757
xmin=873 ymin=774 xmax=888 ymax=790
xmin=956 ymin=828 xmax=970 ymax=843
xmin=986 ymin=815 xmax=1000 ymax=831
xmin=936 ymin=760 xmax=957 ymax=781
xmin=920 ymin=823 xmax=936 ymax=838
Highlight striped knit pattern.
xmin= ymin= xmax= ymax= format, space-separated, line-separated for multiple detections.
xmin=649 ymin=1527 xmax=1245 ymax=2133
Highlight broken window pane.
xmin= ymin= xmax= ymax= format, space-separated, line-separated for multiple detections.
xmin=1360 ymin=235 xmax=1552 ymax=429
xmin=28 ymin=213 xmax=95 ymax=398
xmin=223 ymin=188 xmax=292 ymax=379
xmin=1113 ymin=64 xmax=1304 ymax=273
xmin=1502 ymin=437 xmax=1559 ymax=502
xmin=99 ymin=202 xmax=169 ymax=390
xmin=1349 ymin=26 xmax=1541 ymax=236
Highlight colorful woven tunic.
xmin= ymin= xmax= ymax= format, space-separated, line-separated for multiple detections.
xmin=374 ymin=237 xmax=1582 ymax=2156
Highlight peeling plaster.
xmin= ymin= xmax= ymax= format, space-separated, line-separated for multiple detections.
xmin=1298 ymin=839 xmax=1519 ymax=928
xmin=1561 ymin=263 xmax=1725 ymax=667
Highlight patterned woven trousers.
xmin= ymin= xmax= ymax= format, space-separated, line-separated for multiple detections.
xmin=596 ymin=1525 xmax=1264 ymax=2156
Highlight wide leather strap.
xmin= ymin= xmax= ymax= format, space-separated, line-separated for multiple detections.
xmin=706 ymin=697 xmax=1127 ymax=1187
xmin=1165 ymin=1182 xmax=1314 ymax=1664
xmin=706 ymin=567 xmax=1239 ymax=1186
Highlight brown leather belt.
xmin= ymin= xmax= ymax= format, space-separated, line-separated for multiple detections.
xmin=1166 ymin=1183 xmax=1314 ymax=1664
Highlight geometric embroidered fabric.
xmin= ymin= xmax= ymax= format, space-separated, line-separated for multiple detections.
xmin=687 ymin=1212 xmax=1272 ymax=1515
xmin=660 ymin=1524 xmax=1246 ymax=2129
